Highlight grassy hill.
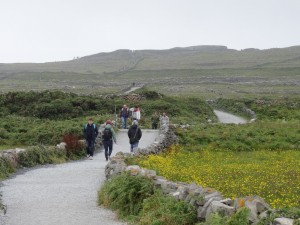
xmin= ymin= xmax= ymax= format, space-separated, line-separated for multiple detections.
xmin=1 ymin=45 xmax=300 ymax=98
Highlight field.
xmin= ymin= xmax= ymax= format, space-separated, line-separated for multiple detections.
xmin=138 ymin=146 xmax=300 ymax=208
xmin=133 ymin=97 xmax=300 ymax=209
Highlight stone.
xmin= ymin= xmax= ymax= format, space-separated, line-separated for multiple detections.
xmin=204 ymin=191 xmax=223 ymax=202
xmin=56 ymin=142 xmax=66 ymax=150
xmin=125 ymin=165 xmax=141 ymax=176
xmin=220 ymin=198 xmax=233 ymax=206
xmin=245 ymin=199 xmax=259 ymax=223
xmin=177 ymin=186 xmax=189 ymax=200
xmin=198 ymin=196 xmax=224 ymax=219
xmin=273 ymin=218 xmax=294 ymax=225
xmin=205 ymin=201 xmax=235 ymax=218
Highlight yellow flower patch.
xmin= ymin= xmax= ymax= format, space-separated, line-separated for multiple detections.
xmin=138 ymin=146 xmax=300 ymax=208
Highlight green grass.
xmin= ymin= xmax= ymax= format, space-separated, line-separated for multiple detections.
xmin=98 ymin=173 xmax=197 ymax=225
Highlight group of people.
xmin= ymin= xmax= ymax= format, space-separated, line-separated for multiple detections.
xmin=83 ymin=105 xmax=169 ymax=161
xmin=120 ymin=105 xmax=140 ymax=129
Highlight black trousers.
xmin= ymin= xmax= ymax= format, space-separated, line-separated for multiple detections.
xmin=103 ymin=140 xmax=113 ymax=160
xmin=86 ymin=139 xmax=95 ymax=156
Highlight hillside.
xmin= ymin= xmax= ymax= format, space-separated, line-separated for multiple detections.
xmin=1 ymin=45 xmax=300 ymax=98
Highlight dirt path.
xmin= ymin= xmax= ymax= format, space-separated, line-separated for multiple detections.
xmin=0 ymin=129 xmax=159 ymax=225
xmin=124 ymin=86 xmax=143 ymax=94
xmin=214 ymin=110 xmax=247 ymax=124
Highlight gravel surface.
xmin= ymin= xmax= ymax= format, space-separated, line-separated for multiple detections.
xmin=214 ymin=110 xmax=247 ymax=124
xmin=0 ymin=129 xmax=159 ymax=225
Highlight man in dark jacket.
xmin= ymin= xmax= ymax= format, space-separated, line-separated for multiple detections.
xmin=83 ymin=118 xmax=98 ymax=160
xmin=127 ymin=120 xmax=142 ymax=154
xmin=120 ymin=104 xmax=129 ymax=129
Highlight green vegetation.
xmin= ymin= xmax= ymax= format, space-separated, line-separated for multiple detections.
xmin=197 ymin=207 xmax=250 ymax=225
xmin=0 ymin=157 xmax=15 ymax=180
xmin=18 ymin=146 xmax=69 ymax=167
xmin=99 ymin=173 xmax=155 ymax=218
xmin=98 ymin=173 xmax=197 ymax=225
xmin=176 ymin=121 xmax=300 ymax=151
xmin=0 ymin=90 xmax=215 ymax=147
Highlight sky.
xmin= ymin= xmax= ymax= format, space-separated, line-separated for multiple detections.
xmin=0 ymin=0 xmax=300 ymax=63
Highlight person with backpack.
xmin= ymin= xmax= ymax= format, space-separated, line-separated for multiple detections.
xmin=120 ymin=104 xmax=129 ymax=129
xmin=128 ymin=120 xmax=142 ymax=154
xmin=83 ymin=118 xmax=98 ymax=160
xmin=102 ymin=120 xmax=117 ymax=161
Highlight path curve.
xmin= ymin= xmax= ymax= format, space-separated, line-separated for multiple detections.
xmin=0 ymin=129 xmax=159 ymax=225
xmin=214 ymin=110 xmax=247 ymax=124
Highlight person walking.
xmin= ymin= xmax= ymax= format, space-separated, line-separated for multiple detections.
xmin=83 ymin=118 xmax=98 ymax=160
xmin=120 ymin=104 xmax=129 ymax=129
xmin=151 ymin=111 xmax=159 ymax=129
xmin=102 ymin=120 xmax=117 ymax=161
xmin=160 ymin=112 xmax=170 ymax=132
xmin=128 ymin=120 xmax=142 ymax=154
xmin=130 ymin=106 xmax=141 ymax=121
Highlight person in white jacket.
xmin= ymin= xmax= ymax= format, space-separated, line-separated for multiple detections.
xmin=130 ymin=106 xmax=141 ymax=121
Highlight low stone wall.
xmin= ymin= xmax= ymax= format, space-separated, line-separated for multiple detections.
xmin=0 ymin=148 xmax=26 ymax=168
xmin=104 ymin=126 xmax=297 ymax=225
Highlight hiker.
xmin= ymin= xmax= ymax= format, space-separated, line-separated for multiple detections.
xmin=151 ymin=111 xmax=159 ymax=129
xmin=83 ymin=118 xmax=98 ymax=160
xmin=128 ymin=120 xmax=142 ymax=154
xmin=130 ymin=106 xmax=141 ymax=121
xmin=120 ymin=104 xmax=129 ymax=129
xmin=102 ymin=120 xmax=117 ymax=161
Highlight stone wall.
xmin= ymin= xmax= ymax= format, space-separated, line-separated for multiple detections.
xmin=104 ymin=126 xmax=297 ymax=225
xmin=0 ymin=148 xmax=26 ymax=168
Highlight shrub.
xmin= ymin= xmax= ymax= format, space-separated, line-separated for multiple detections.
xmin=18 ymin=146 xmax=67 ymax=167
xmin=63 ymin=134 xmax=85 ymax=158
xmin=138 ymin=190 xmax=197 ymax=225
xmin=98 ymin=173 xmax=155 ymax=217
xmin=0 ymin=157 xmax=15 ymax=180
xmin=198 ymin=207 xmax=250 ymax=225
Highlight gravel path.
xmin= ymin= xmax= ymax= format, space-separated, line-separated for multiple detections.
xmin=0 ymin=129 xmax=159 ymax=225
xmin=214 ymin=110 xmax=247 ymax=124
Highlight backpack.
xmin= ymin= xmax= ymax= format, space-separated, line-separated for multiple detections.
xmin=102 ymin=128 xmax=112 ymax=141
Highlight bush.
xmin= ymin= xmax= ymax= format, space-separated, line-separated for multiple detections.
xmin=63 ymin=134 xmax=85 ymax=158
xmin=0 ymin=157 xmax=15 ymax=180
xmin=138 ymin=190 xmax=197 ymax=225
xmin=18 ymin=146 xmax=67 ymax=167
xmin=98 ymin=173 xmax=155 ymax=217
xmin=198 ymin=207 xmax=250 ymax=225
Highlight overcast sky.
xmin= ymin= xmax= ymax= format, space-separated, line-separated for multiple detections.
xmin=0 ymin=0 xmax=299 ymax=63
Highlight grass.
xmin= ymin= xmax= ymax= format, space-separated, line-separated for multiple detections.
xmin=137 ymin=145 xmax=300 ymax=209
xmin=175 ymin=121 xmax=300 ymax=151
xmin=98 ymin=173 xmax=198 ymax=225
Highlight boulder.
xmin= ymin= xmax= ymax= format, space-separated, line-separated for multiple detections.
xmin=273 ymin=218 xmax=294 ymax=225
xmin=125 ymin=165 xmax=141 ymax=176
xmin=205 ymin=201 xmax=235 ymax=218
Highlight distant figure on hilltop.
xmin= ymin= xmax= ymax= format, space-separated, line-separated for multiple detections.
xmin=83 ymin=118 xmax=98 ymax=160
xmin=128 ymin=120 xmax=142 ymax=154
xmin=102 ymin=120 xmax=117 ymax=161
xmin=120 ymin=104 xmax=129 ymax=129
xmin=130 ymin=106 xmax=141 ymax=121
